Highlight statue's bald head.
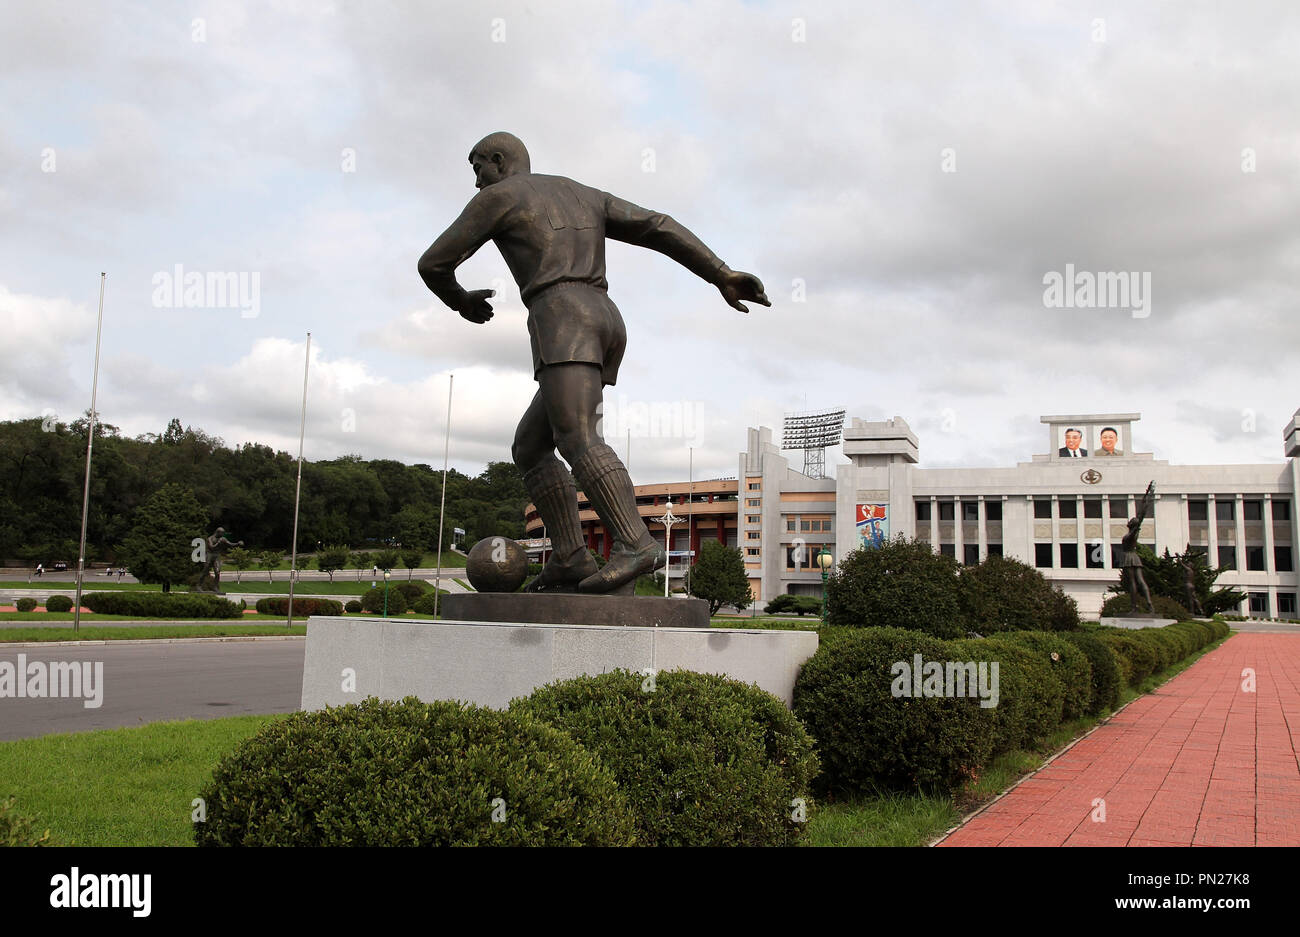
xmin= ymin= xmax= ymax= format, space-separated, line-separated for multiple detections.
xmin=468 ymin=132 xmax=530 ymax=188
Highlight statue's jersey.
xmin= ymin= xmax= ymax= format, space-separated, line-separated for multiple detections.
xmin=420 ymin=173 xmax=726 ymax=385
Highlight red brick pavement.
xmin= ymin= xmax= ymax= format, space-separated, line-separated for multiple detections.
xmin=937 ymin=633 xmax=1300 ymax=847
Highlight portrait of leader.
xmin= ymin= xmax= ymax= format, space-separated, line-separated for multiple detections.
xmin=1058 ymin=427 xmax=1088 ymax=458
xmin=1094 ymin=426 xmax=1124 ymax=457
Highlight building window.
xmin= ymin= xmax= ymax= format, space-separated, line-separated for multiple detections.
xmin=1216 ymin=500 xmax=1234 ymax=521
xmin=1188 ymin=500 xmax=1208 ymax=522
xmin=1245 ymin=546 xmax=1265 ymax=571
xmin=987 ymin=543 xmax=1003 ymax=557
xmin=1217 ymin=545 xmax=1236 ymax=569
xmin=916 ymin=501 xmax=932 ymax=522
xmin=962 ymin=501 xmax=979 ymax=521
xmin=786 ymin=518 xmax=795 ymax=531
xmin=985 ymin=501 xmax=1002 ymax=522
xmin=747 ymin=515 xmax=761 ymax=524
xmin=746 ymin=499 xmax=760 ymax=507
xmin=822 ymin=519 xmax=833 ymax=532
xmin=1084 ymin=499 xmax=1102 ymax=519
xmin=1033 ymin=499 xmax=1051 ymax=519
xmin=747 ymin=482 xmax=761 ymax=490
xmin=938 ymin=501 xmax=955 ymax=521
xmin=1086 ymin=542 xmax=1105 ymax=568
xmin=746 ymin=531 xmax=761 ymax=541
xmin=1059 ymin=543 xmax=1078 ymax=568
xmin=1279 ymin=593 xmax=1297 ymax=617
xmin=746 ymin=548 xmax=760 ymax=557
xmin=1275 ymin=546 xmax=1293 ymax=573
xmin=1248 ymin=592 xmax=1267 ymax=615
xmin=1111 ymin=544 xmax=1126 ymax=568
xmin=1058 ymin=499 xmax=1077 ymax=519
xmin=786 ymin=547 xmax=807 ymax=569
xmin=800 ymin=520 xmax=811 ymax=531
xmin=1273 ymin=500 xmax=1291 ymax=522
xmin=939 ymin=543 xmax=955 ymax=559
xmin=1110 ymin=497 xmax=1129 ymax=519
xmin=1034 ymin=543 xmax=1052 ymax=568
xmin=963 ymin=544 xmax=979 ymax=566
xmin=1244 ymin=500 xmax=1263 ymax=522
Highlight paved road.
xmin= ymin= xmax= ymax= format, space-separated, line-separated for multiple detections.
xmin=938 ymin=632 xmax=1300 ymax=846
xmin=0 ymin=638 xmax=305 ymax=740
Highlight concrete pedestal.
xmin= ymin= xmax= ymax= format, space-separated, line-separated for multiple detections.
xmin=440 ymin=593 xmax=708 ymax=628
xmin=300 ymin=617 xmax=819 ymax=711
xmin=1099 ymin=616 xmax=1177 ymax=630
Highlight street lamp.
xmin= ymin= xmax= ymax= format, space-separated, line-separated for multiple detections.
xmin=383 ymin=570 xmax=391 ymax=618
xmin=652 ymin=499 xmax=683 ymax=598
xmin=816 ymin=546 xmax=833 ymax=624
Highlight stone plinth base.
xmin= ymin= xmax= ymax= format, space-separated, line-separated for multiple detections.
xmin=440 ymin=592 xmax=708 ymax=628
xmin=1099 ymin=616 xmax=1177 ymax=630
xmin=300 ymin=617 xmax=819 ymax=710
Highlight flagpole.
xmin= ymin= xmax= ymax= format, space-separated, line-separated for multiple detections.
xmin=73 ymin=273 xmax=107 ymax=634
xmin=433 ymin=374 xmax=454 ymax=618
xmin=286 ymin=332 xmax=311 ymax=628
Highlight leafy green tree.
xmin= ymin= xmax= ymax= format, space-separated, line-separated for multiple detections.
xmin=119 ymin=483 xmax=208 ymax=593
xmin=958 ymin=553 xmax=1079 ymax=632
xmin=401 ymin=548 xmax=424 ymax=580
xmin=228 ymin=547 xmax=256 ymax=584
xmin=1107 ymin=544 xmax=1244 ymax=617
xmin=258 ymin=550 xmax=282 ymax=582
xmin=685 ymin=541 xmax=752 ymax=615
xmin=351 ymin=551 xmax=373 ymax=581
xmin=316 ymin=544 xmax=350 ymax=583
xmin=374 ymin=548 xmax=400 ymax=573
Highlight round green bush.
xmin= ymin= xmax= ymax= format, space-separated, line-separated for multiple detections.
xmin=15 ymin=598 xmax=37 ymax=612
xmin=825 ymin=536 xmax=965 ymax=638
xmin=999 ymin=632 xmax=1093 ymax=721
xmin=79 ymin=591 xmax=242 ymax=618
xmin=1209 ymin=619 xmax=1230 ymax=640
xmin=1059 ymin=631 xmax=1123 ymax=714
xmin=946 ymin=637 xmax=1063 ymax=754
xmin=1100 ymin=593 xmax=1193 ymax=621
xmin=1132 ymin=628 xmax=1178 ymax=671
xmin=957 ymin=555 xmax=1080 ymax=632
xmin=360 ymin=586 xmax=406 ymax=615
xmin=410 ymin=592 xmax=450 ymax=616
xmin=44 ymin=595 xmax=73 ymax=613
xmin=793 ymin=627 xmax=994 ymax=795
xmin=194 ymin=696 xmax=636 ymax=846
xmin=344 ymin=600 xmax=362 ymax=613
xmin=394 ymin=581 xmax=426 ymax=603
xmin=1095 ymin=629 xmax=1157 ymax=685
xmin=512 ymin=670 xmax=820 ymax=846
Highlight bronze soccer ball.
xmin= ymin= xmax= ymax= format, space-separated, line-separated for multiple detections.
xmin=465 ymin=537 xmax=529 ymax=593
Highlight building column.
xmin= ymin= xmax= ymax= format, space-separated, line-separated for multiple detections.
xmin=1051 ymin=495 xmax=1060 ymax=571
xmin=1026 ymin=494 xmax=1035 ymax=566
xmin=1102 ymin=496 xmax=1115 ymax=569
xmin=1076 ymin=495 xmax=1085 ymax=569
xmin=930 ymin=495 xmax=939 ymax=554
xmin=1235 ymin=493 xmax=1247 ymax=577
xmin=1207 ymin=494 xmax=1219 ymax=568
xmin=954 ymin=499 xmax=964 ymax=563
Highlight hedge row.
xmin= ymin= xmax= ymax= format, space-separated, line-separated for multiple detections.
xmin=195 ymin=671 xmax=819 ymax=847
xmin=79 ymin=592 xmax=243 ymax=618
xmin=253 ymin=597 xmax=343 ymax=616
xmin=793 ymin=620 xmax=1230 ymax=797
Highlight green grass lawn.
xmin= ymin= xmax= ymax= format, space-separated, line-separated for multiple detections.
xmin=0 ymin=612 xmax=310 ymax=623
xmin=4 ymin=575 xmax=457 ymax=595
xmin=0 ymin=716 xmax=280 ymax=846
xmin=0 ymin=624 xmax=310 ymax=642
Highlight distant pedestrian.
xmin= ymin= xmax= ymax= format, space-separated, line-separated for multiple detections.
xmin=35 ymin=563 xmax=43 ymax=578
xmin=118 ymin=567 xmax=126 ymax=581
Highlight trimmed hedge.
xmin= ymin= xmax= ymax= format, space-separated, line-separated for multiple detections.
xmin=1094 ymin=630 xmax=1158 ymax=685
xmin=512 ymin=670 xmax=819 ymax=846
xmin=194 ymin=696 xmax=637 ymax=846
xmin=360 ymin=586 xmax=406 ymax=615
xmin=44 ymin=595 xmax=73 ymax=613
xmin=345 ymin=600 xmax=362 ymax=613
xmin=1059 ymin=631 xmax=1123 ymax=714
xmin=824 ymin=537 xmax=965 ymax=639
xmin=765 ymin=594 xmax=823 ymax=616
xmin=410 ymin=592 xmax=450 ymax=616
xmin=957 ymin=554 xmax=1080 ymax=632
xmin=80 ymin=592 xmax=243 ymax=618
xmin=793 ymin=627 xmax=994 ymax=795
xmin=394 ymin=582 xmax=427 ymax=603
xmin=15 ymin=597 xmax=37 ymax=612
xmin=946 ymin=636 xmax=1063 ymax=754
xmin=998 ymin=631 xmax=1093 ymax=721
xmin=253 ymin=597 xmax=343 ymax=616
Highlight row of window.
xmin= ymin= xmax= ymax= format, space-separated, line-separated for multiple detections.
xmin=917 ymin=501 xmax=1004 ymax=522
xmin=1026 ymin=542 xmax=1296 ymax=572
xmin=1251 ymin=592 xmax=1297 ymax=616
xmin=917 ymin=497 xmax=1294 ymax=524
xmin=787 ymin=518 xmax=833 ymax=532
xmin=1189 ymin=499 xmax=1290 ymax=522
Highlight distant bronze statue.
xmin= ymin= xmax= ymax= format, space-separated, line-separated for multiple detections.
xmin=196 ymin=527 xmax=244 ymax=594
xmin=1120 ymin=481 xmax=1157 ymax=614
xmin=1179 ymin=548 xmax=1206 ymax=617
xmin=419 ymin=131 xmax=769 ymax=594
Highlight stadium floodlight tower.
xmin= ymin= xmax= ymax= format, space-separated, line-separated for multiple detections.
xmin=782 ymin=408 xmax=846 ymax=480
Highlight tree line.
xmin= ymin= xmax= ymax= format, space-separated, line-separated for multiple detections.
xmin=0 ymin=414 xmax=528 ymax=566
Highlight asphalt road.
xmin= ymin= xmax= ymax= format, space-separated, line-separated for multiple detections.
xmin=0 ymin=638 xmax=304 ymax=740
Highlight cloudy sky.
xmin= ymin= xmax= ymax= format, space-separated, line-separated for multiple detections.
xmin=2 ymin=0 xmax=1297 ymax=484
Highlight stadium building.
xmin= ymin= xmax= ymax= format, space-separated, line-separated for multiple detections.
xmin=524 ymin=410 xmax=1300 ymax=619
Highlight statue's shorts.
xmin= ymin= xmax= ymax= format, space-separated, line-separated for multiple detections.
xmin=526 ymin=281 xmax=627 ymax=387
